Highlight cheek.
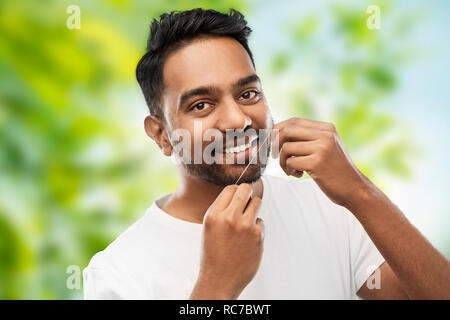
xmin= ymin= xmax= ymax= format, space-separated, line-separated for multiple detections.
xmin=179 ymin=119 xmax=218 ymax=149
xmin=248 ymin=104 xmax=272 ymax=129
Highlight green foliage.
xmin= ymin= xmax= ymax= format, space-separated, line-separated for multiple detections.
xmin=265 ymin=0 xmax=420 ymax=190
xmin=0 ymin=0 xmax=424 ymax=299
xmin=0 ymin=0 xmax=247 ymax=299
xmin=290 ymin=15 xmax=320 ymax=43
xmin=270 ymin=51 xmax=291 ymax=75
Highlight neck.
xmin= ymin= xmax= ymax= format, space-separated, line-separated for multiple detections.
xmin=161 ymin=171 xmax=264 ymax=224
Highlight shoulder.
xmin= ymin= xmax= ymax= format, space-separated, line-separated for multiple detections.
xmin=84 ymin=208 xmax=157 ymax=272
xmin=82 ymin=204 xmax=174 ymax=299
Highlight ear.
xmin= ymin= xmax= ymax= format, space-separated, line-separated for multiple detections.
xmin=144 ymin=115 xmax=173 ymax=157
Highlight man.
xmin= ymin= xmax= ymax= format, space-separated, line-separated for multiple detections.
xmin=83 ymin=8 xmax=450 ymax=299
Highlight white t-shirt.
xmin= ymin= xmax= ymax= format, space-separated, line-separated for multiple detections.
xmin=83 ymin=175 xmax=385 ymax=299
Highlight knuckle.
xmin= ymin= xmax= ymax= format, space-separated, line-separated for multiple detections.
xmin=204 ymin=214 xmax=215 ymax=227
xmin=279 ymin=145 xmax=288 ymax=156
xmin=242 ymin=221 xmax=253 ymax=231
xmin=252 ymin=196 xmax=262 ymax=207
xmin=310 ymin=154 xmax=321 ymax=168
xmin=322 ymin=131 xmax=335 ymax=143
xmin=240 ymin=183 xmax=252 ymax=192
xmin=224 ymin=215 xmax=236 ymax=228
xmin=247 ymin=198 xmax=261 ymax=213
xmin=234 ymin=221 xmax=245 ymax=233
xmin=224 ymin=184 xmax=238 ymax=193
xmin=285 ymin=156 xmax=294 ymax=168
xmin=326 ymin=122 xmax=336 ymax=132
xmin=315 ymin=154 xmax=324 ymax=166
xmin=318 ymin=143 xmax=329 ymax=154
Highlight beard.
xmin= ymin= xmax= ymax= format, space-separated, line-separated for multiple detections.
xmin=183 ymin=135 xmax=271 ymax=186
xmin=184 ymin=159 xmax=269 ymax=186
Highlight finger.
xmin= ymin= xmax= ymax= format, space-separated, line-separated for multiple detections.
xmin=273 ymin=118 xmax=336 ymax=132
xmin=243 ymin=196 xmax=262 ymax=223
xmin=272 ymin=125 xmax=321 ymax=158
xmin=228 ymin=183 xmax=253 ymax=214
xmin=279 ymin=141 xmax=316 ymax=175
xmin=210 ymin=184 xmax=238 ymax=212
xmin=285 ymin=154 xmax=316 ymax=173
xmin=279 ymin=140 xmax=315 ymax=163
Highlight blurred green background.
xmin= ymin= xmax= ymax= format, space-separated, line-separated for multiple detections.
xmin=0 ymin=0 xmax=449 ymax=299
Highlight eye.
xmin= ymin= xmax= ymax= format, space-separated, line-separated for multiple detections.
xmin=191 ymin=102 xmax=211 ymax=112
xmin=239 ymin=90 xmax=260 ymax=101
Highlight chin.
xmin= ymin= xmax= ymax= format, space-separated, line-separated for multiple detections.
xmin=229 ymin=165 xmax=263 ymax=185
xmin=184 ymin=162 xmax=266 ymax=186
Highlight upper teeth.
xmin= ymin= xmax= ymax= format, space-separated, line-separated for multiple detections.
xmin=225 ymin=136 xmax=257 ymax=154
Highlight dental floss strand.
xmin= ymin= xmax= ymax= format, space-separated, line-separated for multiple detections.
xmin=234 ymin=132 xmax=271 ymax=185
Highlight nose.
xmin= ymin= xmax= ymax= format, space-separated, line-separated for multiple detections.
xmin=216 ymin=99 xmax=251 ymax=132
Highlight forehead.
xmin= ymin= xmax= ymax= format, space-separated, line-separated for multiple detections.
xmin=162 ymin=36 xmax=255 ymax=95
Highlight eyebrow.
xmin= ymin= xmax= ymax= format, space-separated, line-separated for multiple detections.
xmin=178 ymin=74 xmax=261 ymax=110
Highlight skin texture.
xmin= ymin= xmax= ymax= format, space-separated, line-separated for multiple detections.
xmin=145 ymin=36 xmax=271 ymax=224
xmin=190 ymin=184 xmax=264 ymax=300
xmin=144 ymin=36 xmax=450 ymax=299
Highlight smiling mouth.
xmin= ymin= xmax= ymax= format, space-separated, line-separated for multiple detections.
xmin=224 ymin=135 xmax=258 ymax=154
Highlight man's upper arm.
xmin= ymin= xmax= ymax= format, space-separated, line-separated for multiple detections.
xmin=357 ymin=262 xmax=409 ymax=299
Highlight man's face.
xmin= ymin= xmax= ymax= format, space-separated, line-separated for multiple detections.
xmin=160 ymin=36 xmax=273 ymax=186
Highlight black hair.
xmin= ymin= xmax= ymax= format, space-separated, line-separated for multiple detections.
xmin=136 ymin=8 xmax=255 ymax=119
